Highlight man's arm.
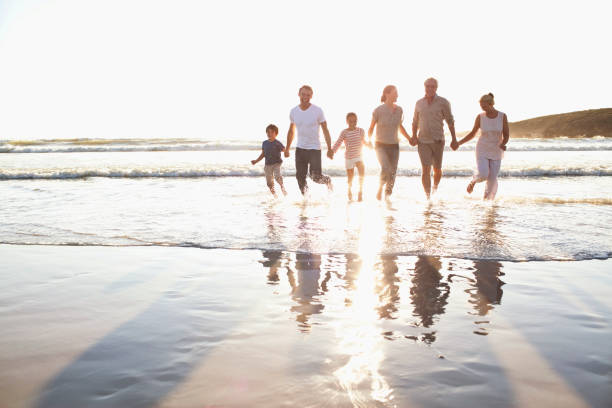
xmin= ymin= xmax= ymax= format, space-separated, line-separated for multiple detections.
xmin=444 ymin=100 xmax=457 ymax=144
xmin=500 ymin=113 xmax=509 ymax=150
xmin=320 ymin=121 xmax=332 ymax=151
xmin=411 ymin=108 xmax=419 ymax=144
xmin=285 ymin=123 xmax=295 ymax=158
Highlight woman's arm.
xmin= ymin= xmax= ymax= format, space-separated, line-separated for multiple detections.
xmin=500 ymin=113 xmax=509 ymax=150
xmin=368 ymin=117 xmax=376 ymax=142
xmin=457 ymin=115 xmax=481 ymax=147
xmin=399 ymin=124 xmax=411 ymax=141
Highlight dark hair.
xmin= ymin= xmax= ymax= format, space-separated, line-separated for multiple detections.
xmin=266 ymin=124 xmax=278 ymax=134
xmin=299 ymin=85 xmax=313 ymax=94
xmin=381 ymin=85 xmax=396 ymax=103
xmin=346 ymin=112 xmax=357 ymax=120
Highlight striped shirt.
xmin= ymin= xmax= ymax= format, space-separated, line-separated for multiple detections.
xmin=332 ymin=127 xmax=365 ymax=159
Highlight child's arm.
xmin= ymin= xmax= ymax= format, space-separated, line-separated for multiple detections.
xmin=360 ymin=128 xmax=371 ymax=148
xmin=331 ymin=132 xmax=345 ymax=157
xmin=251 ymin=150 xmax=265 ymax=165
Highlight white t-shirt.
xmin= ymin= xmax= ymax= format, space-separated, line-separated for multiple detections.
xmin=290 ymin=104 xmax=326 ymax=150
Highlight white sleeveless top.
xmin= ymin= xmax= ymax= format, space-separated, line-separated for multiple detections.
xmin=476 ymin=111 xmax=505 ymax=160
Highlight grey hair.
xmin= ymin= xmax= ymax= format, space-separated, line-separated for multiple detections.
xmin=424 ymin=77 xmax=438 ymax=87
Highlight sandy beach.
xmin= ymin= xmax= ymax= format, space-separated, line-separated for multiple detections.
xmin=1 ymin=245 xmax=610 ymax=408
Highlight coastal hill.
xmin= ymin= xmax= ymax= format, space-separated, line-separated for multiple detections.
xmin=509 ymin=108 xmax=612 ymax=138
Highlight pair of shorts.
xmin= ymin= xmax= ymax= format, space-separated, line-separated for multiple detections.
xmin=418 ymin=140 xmax=444 ymax=169
xmin=345 ymin=156 xmax=363 ymax=170
xmin=264 ymin=163 xmax=282 ymax=185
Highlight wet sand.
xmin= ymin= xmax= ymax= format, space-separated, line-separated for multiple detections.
xmin=0 ymin=245 xmax=610 ymax=408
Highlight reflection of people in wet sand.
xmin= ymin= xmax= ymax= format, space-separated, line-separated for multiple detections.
xmin=453 ymin=93 xmax=509 ymax=200
xmin=286 ymin=253 xmax=325 ymax=331
xmin=261 ymin=250 xmax=283 ymax=284
xmin=375 ymin=255 xmax=400 ymax=319
xmin=341 ymin=254 xmax=362 ymax=295
xmin=410 ymin=256 xmax=450 ymax=332
xmin=468 ymin=260 xmax=505 ymax=316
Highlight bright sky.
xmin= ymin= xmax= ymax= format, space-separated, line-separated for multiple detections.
xmin=0 ymin=0 xmax=610 ymax=141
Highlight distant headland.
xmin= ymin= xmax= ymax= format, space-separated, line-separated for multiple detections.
xmin=509 ymin=108 xmax=612 ymax=138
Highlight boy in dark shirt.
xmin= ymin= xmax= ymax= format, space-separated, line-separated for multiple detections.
xmin=251 ymin=124 xmax=287 ymax=197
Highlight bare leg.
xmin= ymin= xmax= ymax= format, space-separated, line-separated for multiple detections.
xmin=276 ymin=177 xmax=287 ymax=196
xmin=356 ymin=162 xmax=365 ymax=201
xmin=274 ymin=165 xmax=287 ymax=195
xmin=433 ymin=167 xmax=442 ymax=193
xmin=347 ymin=168 xmax=354 ymax=201
xmin=267 ymin=183 xmax=277 ymax=197
xmin=421 ymin=164 xmax=432 ymax=198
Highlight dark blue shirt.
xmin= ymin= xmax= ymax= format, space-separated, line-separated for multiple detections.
xmin=262 ymin=139 xmax=284 ymax=165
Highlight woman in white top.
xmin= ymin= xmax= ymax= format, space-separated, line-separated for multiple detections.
xmin=453 ymin=93 xmax=509 ymax=200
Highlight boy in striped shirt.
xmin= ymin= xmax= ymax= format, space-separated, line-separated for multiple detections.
xmin=331 ymin=112 xmax=370 ymax=201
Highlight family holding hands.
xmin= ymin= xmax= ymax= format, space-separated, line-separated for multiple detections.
xmin=252 ymin=77 xmax=509 ymax=201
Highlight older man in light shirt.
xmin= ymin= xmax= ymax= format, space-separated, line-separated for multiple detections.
xmin=412 ymin=77 xmax=457 ymax=198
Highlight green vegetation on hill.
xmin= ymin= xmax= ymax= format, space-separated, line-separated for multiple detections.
xmin=509 ymin=108 xmax=612 ymax=138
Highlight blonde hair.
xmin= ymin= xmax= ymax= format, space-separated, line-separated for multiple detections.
xmin=480 ymin=93 xmax=495 ymax=105
xmin=381 ymin=85 xmax=396 ymax=103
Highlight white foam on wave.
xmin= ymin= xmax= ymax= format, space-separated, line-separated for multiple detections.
xmin=1 ymin=137 xmax=612 ymax=153
xmin=2 ymin=167 xmax=612 ymax=180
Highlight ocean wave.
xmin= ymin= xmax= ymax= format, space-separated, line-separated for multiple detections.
xmin=1 ymin=137 xmax=612 ymax=153
xmin=2 ymin=167 xmax=612 ymax=180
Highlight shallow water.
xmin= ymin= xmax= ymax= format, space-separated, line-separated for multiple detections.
xmin=1 ymin=246 xmax=610 ymax=408
xmin=2 ymin=176 xmax=611 ymax=261
xmin=1 ymin=139 xmax=611 ymax=261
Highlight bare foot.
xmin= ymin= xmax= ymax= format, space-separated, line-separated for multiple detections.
xmin=467 ymin=181 xmax=475 ymax=194
xmin=282 ymin=188 xmax=288 ymax=196
xmin=358 ymin=192 xmax=363 ymax=202
xmin=348 ymin=190 xmax=353 ymax=201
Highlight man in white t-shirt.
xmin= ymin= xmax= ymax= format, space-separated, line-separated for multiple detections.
xmin=285 ymin=85 xmax=333 ymax=195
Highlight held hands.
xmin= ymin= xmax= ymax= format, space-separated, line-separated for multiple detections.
xmin=499 ymin=144 xmax=507 ymax=151
xmin=284 ymin=150 xmax=290 ymax=158
xmin=450 ymin=139 xmax=459 ymax=151
xmin=251 ymin=160 xmax=257 ymax=165
xmin=327 ymin=150 xmax=334 ymax=160
xmin=409 ymin=136 xmax=418 ymax=147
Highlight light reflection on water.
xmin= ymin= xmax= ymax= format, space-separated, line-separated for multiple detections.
xmin=257 ymin=204 xmax=513 ymax=407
